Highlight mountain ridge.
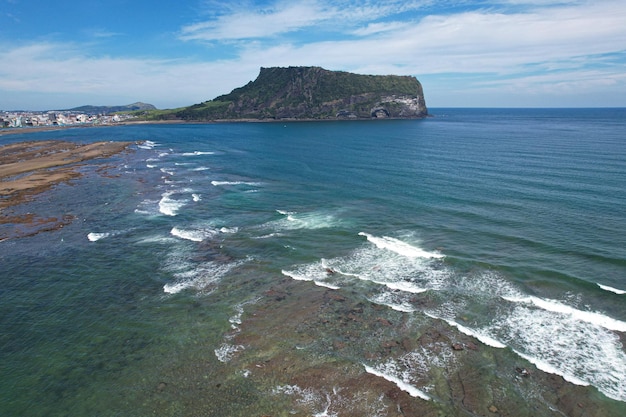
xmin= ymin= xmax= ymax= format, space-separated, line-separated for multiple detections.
xmin=65 ymin=102 xmax=156 ymax=115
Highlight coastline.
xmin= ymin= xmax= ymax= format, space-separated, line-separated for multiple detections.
xmin=0 ymin=115 xmax=430 ymax=137
xmin=0 ymin=139 xmax=135 ymax=240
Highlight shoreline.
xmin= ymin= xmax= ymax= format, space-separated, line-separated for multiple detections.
xmin=0 ymin=139 xmax=136 ymax=240
xmin=0 ymin=115 xmax=430 ymax=137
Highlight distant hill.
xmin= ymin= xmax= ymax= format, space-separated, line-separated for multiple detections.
xmin=144 ymin=67 xmax=427 ymax=121
xmin=65 ymin=102 xmax=156 ymax=115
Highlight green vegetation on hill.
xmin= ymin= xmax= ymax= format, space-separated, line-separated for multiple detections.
xmin=140 ymin=66 xmax=427 ymax=121
xmin=68 ymin=102 xmax=156 ymax=115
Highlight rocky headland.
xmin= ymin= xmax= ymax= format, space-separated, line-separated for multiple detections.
xmin=145 ymin=66 xmax=428 ymax=121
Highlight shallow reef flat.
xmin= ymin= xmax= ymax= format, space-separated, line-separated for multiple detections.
xmin=0 ymin=140 xmax=134 ymax=240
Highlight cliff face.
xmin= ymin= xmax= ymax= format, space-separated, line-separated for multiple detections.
xmin=175 ymin=66 xmax=427 ymax=121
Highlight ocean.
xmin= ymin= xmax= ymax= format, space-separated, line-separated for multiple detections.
xmin=1 ymin=108 xmax=625 ymax=416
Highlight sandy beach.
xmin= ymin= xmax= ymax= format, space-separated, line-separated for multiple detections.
xmin=0 ymin=139 xmax=135 ymax=240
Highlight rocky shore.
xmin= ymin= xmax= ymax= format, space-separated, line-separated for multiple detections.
xmin=0 ymin=139 xmax=134 ymax=240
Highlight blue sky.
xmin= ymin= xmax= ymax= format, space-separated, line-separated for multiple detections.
xmin=1 ymin=0 xmax=625 ymax=110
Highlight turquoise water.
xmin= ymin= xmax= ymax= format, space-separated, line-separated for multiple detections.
xmin=1 ymin=109 xmax=625 ymax=415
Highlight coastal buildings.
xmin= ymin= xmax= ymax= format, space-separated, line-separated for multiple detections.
xmin=1 ymin=110 xmax=135 ymax=129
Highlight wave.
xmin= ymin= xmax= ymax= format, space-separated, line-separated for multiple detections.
xmin=170 ymin=226 xmax=218 ymax=242
xmin=282 ymin=233 xmax=448 ymax=312
xmin=163 ymin=260 xmax=241 ymax=294
xmin=513 ymin=350 xmax=589 ymax=387
xmin=87 ymin=232 xmax=111 ymax=242
xmin=502 ymin=294 xmax=626 ymax=332
xmin=368 ymin=292 xmax=416 ymax=312
xmin=134 ymin=199 xmax=161 ymax=216
xmin=265 ymin=210 xmax=344 ymax=231
xmin=363 ymin=365 xmax=430 ymax=401
xmin=281 ymin=268 xmax=341 ymax=290
xmin=358 ymin=232 xmax=444 ymax=259
xmin=425 ymin=312 xmax=507 ymax=348
xmin=182 ymin=151 xmax=215 ymax=156
xmin=490 ymin=305 xmax=626 ymax=401
xmin=159 ymin=191 xmax=188 ymax=216
xmin=598 ymin=283 xmax=626 ymax=295
xmin=135 ymin=234 xmax=178 ymax=245
xmin=211 ymin=180 xmax=262 ymax=187
xmin=326 ymin=239 xmax=448 ymax=293
xmin=137 ymin=140 xmax=158 ymax=150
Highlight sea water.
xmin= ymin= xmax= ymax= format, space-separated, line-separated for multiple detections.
xmin=1 ymin=108 xmax=625 ymax=416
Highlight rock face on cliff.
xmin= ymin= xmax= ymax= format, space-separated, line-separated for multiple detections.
xmin=174 ymin=66 xmax=427 ymax=121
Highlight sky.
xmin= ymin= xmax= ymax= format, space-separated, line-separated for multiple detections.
xmin=1 ymin=0 xmax=625 ymax=110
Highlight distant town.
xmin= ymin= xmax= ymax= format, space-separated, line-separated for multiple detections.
xmin=1 ymin=110 xmax=138 ymax=129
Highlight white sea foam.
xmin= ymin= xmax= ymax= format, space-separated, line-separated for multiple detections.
xmin=598 ymin=283 xmax=626 ymax=295
xmin=135 ymin=234 xmax=178 ymax=245
xmin=146 ymin=164 xmax=157 ymax=168
xmin=425 ymin=312 xmax=507 ymax=348
xmin=281 ymin=268 xmax=340 ymax=290
xmin=253 ymin=232 xmax=284 ymax=239
xmin=273 ymin=385 xmax=328 ymax=413
xmin=135 ymin=198 xmax=161 ymax=216
xmin=502 ymin=294 xmax=626 ymax=332
xmin=87 ymin=232 xmax=110 ymax=242
xmin=327 ymin=243 xmax=448 ymax=294
xmin=220 ymin=227 xmax=238 ymax=234
xmin=137 ymin=140 xmax=158 ymax=150
xmin=315 ymin=281 xmax=341 ymax=290
xmin=160 ymin=167 xmax=175 ymax=176
xmin=383 ymin=281 xmax=428 ymax=294
xmin=369 ymin=292 xmax=416 ymax=312
xmin=214 ymin=343 xmax=244 ymax=362
xmin=158 ymin=191 xmax=187 ymax=216
xmin=358 ymin=232 xmax=444 ymax=259
xmin=211 ymin=180 xmax=261 ymax=186
xmin=192 ymin=166 xmax=210 ymax=171
xmin=513 ymin=350 xmax=590 ymax=387
xmin=192 ymin=193 xmax=202 ymax=202
xmin=489 ymin=305 xmax=626 ymax=402
xmin=363 ymin=365 xmax=430 ymax=401
xmin=170 ymin=226 xmax=217 ymax=242
xmin=264 ymin=210 xmax=344 ymax=231
xmin=163 ymin=258 xmax=244 ymax=294
xmin=273 ymin=384 xmax=384 ymax=416
xmin=182 ymin=151 xmax=215 ymax=156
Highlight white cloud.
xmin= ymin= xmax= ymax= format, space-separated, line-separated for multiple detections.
xmin=1 ymin=0 xmax=625 ymax=109
xmin=180 ymin=0 xmax=431 ymax=42
xmin=179 ymin=2 xmax=333 ymax=41
xmin=0 ymin=42 xmax=259 ymax=109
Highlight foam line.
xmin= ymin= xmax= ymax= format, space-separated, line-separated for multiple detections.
xmin=598 ymin=283 xmax=626 ymax=295
xmin=425 ymin=313 xmax=507 ymax=348
xmin=182 ymin=151 xmax=215 ymax=156
xmin=211 ymin=180 xmax=261 ymax=186
xmin=513 ymin=350 xmax=590 ymax=387
xmin=359 ymin=232 xmax=444 ymax=259
xmin=363 ymin=365 xmax=430 ymax=400
xmin=503 ymin=295 xmax=626 ymax=332
xmin=281 ymin=270 xmax=340 ymax=290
